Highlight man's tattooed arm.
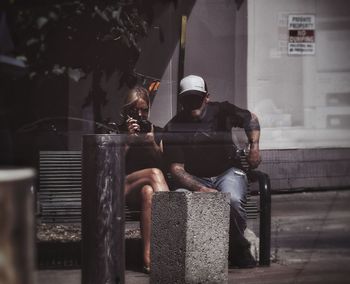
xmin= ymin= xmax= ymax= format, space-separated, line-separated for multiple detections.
xmin=169 ymin=163 xmax=217 ymax=193
xmin=245 ymin=112 xmax=262 ymax=168
xmin=246 ymin=113 xmax=260 ymax=144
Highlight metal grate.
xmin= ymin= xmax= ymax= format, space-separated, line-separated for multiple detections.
xmin=240 ymin=152 xmax=259 ymax=220
xmin=39 ymin=151 xmax=82 ymax=223
xmin=244 ymin=195 xmax=259 ymax=220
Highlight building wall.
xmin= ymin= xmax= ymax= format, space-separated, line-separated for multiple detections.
xmin=246 ymin=0 xmax=350 ymax=190
xmin=259 ymin=148 xmax=350 ymax=191
xmin=247 ymin=0 xmax=350 ymax=149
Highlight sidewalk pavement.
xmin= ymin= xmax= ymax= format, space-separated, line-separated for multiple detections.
xmin=37 ymin=189 xmax=350 ymax=284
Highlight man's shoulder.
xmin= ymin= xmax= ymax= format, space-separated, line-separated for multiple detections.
xmin=205 ymin=101 xmax=233 ymax=116
xmin=209 ymin=100 xmax=250 ymax=115
xmin=162 ymin=113 xmax=198 ymax=141
xmin=164 ymin=112 xmax=188 ymax=127
xmin=207 ymin=100 xmax=235 ymax=110
xmin=163 ymin=115 xmax=178 ymax=129
xmin=209 ymin=100 xmax=236 ymax=107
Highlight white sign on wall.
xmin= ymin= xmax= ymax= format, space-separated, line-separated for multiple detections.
xmin=288 ymin=15 xmax=315 ymax=55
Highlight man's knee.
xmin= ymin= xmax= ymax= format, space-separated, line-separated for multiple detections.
xmin=229 ymin=196 xmax=245 ymax=210
xmin=224 ymin=188 xmax=246 ymax=213
xmin=223 ymin=185 xmax=246 ymax=203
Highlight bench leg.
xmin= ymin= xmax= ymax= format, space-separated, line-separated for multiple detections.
xmin=256 ymin=171 xmax=271 ymax=266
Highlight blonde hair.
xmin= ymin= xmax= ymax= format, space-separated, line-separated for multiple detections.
xmin=122 ymin=86 xmax=150 ymax=118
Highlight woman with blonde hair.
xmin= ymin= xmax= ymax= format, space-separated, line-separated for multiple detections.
xmin=121 ymin=86 xmax=169 ymax=273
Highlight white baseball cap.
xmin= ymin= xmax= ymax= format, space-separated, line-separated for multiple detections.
xmin=179 ymin=75 xmax=208 ymax=96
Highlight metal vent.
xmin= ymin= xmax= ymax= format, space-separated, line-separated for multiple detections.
xmin=39 ymin=151 xmax=82 ymax=223
xmin=240 ymin=152 xmax=259 ymax=220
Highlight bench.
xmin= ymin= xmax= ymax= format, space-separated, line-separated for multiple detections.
xmin=126 ymin=150 xmax=272 ymax=266
xmin=38 ymin=150 xmax=271 ymax=266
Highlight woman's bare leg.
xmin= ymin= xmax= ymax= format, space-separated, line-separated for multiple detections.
xmin=140 ymin=185 xmax=153 ymax=269
xmin=125 ymin=168 xmax=169 ymax=195
xmin=124 ymin=168 xmax=169 ymax=270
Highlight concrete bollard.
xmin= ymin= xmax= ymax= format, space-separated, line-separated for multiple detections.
xmin=0 ymin=169 xmax=36 ymax=284
xmin=151 ymin=192 xmax=230 ymax=284
xmin=81 ymin=134 xmax=126 ymax=284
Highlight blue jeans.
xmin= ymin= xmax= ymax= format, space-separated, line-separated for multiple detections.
xmin=175 ymin=167 xmax=249 ymax=247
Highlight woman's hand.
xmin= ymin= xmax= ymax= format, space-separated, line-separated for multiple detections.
xmin=126 ymin=116 xmax=140 ymax=134
xmin=142 ymin=125 xmax=159 ymax=147
xmin=126 ymin=119 xmax=159 ymax=148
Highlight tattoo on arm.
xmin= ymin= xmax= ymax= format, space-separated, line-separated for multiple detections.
xmin=245 ymin=113 xmax=261 ymax=147
xmin=170 ymin=163 xmax=204 ymax=192
xmin=246 ymin=113 xmax=261 ymax=131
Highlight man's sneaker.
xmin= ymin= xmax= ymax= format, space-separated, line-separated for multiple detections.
xmin=229 ymin=246 xmax=257 ymax=269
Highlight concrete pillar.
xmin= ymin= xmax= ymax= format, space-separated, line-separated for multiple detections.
xmin=151 ymin=192 xmax=230 ymax=284
xmin=0 ymin=169 xmax=36 ymax=284
xmin=81 ymin=134 xmax=126 ymax=284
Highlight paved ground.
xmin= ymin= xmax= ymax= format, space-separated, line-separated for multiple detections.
xmin=37 ymin=189 xmax=350 ymax=283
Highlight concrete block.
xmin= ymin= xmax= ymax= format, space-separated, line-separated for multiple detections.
xmin=151 ymin=192 xmax=230 ymax=284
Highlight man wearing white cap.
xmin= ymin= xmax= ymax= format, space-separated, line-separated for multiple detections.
xmin=162 ymin=75 xmax=261 ymax=268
